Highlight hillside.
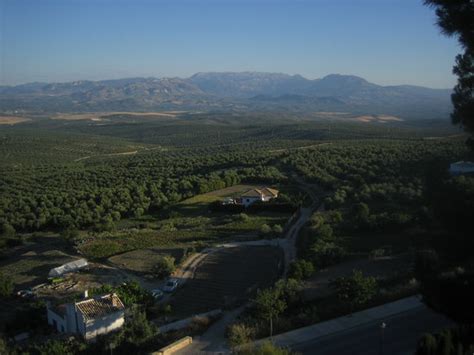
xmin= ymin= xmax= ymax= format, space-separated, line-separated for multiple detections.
xmin=0 ymin=72 xmax=452 ymax=119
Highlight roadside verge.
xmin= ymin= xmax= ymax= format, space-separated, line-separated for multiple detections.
xmin=251 ymin=295 xmax=424 ymax=348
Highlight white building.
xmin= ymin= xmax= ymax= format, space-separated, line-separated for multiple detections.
xmin=48 ymin=259 xmax=88 ymax=278
xmin=449 ymin=161 xmax=474 ymax=176
xmin=47 ymin=293 xmax=125 ymax=341
xmin=240 ymin=187 xmax=279 ymax=207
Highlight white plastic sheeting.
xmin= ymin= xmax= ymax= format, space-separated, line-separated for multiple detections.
xmin=48 ymin=258 xmax=88 ymax=277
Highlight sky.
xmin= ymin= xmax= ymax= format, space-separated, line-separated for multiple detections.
xmin=0 ymin=0 xmax=461 ymax=88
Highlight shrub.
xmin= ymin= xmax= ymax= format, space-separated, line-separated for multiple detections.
xmin=30 ymin=339 xmax=78 ymax=355
xmin=153 ymin=255 xmax=176 ymax=279
xmin=228 ymin=323 xmax=255 ymax=349
xmin=239 ymin=213 xmax=250 ymax=222
xmin=60 ymin=228 xmax=79 ymax=241
xmin=416 ymin=333 xmax=438 ymax=355
xmin=0 ymin=272 xmax=14 ymax=298
xmin=240 ymin=341 xmax=296 ymax=355
xmin=120 ymin=307 xmax=157 ymax=347
xmin=331 ymin=270 xmax=378 ymax=312
xmin=288 ymin=259 xmax=314 ymax=280
xmin=309 ymin=240 xmax=345 ymax=268
xmin=272 ymin=224 xmax=283 ymax=235
xmin=259 ymin=224 xmax=272 ymax=236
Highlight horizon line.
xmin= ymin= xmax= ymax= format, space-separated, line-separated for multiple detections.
xmin=0 ymin=71 xmax=454 ymax=90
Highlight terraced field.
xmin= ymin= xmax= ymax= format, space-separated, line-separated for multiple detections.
xmin=169 ymin=245 xmax=283 ymax=317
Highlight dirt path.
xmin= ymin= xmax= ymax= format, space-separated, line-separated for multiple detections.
xmin=176 ymin=306 xmax=246 ymax=354
xmin=282 ymin=175 xmax=321 ymax=275
xmin=74 ymin=150 xmax=138 ymax=162
xmin=269 ymin=142 xmax=332 ymax=154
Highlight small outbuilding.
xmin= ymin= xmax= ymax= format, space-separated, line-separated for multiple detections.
xmin=48 ymin=258 xmax=88 ymax=278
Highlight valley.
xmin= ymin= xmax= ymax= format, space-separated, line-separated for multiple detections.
xmin=0 ymin=112 xmax=471 ymax=354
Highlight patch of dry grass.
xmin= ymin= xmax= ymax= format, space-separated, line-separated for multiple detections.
xmin=0 ymin=116 xmax=31 ymax=125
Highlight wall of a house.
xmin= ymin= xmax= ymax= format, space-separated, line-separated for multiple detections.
xmin=84 ymin=311 xmax=125 ymax=341
xmin=47 ymin=309 xmax=67 ymax=333
xmin=242 ymin=196 xmax=261 ymax=207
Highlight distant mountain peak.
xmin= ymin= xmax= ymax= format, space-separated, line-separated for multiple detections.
xmin=320 ymin=74 xmax=370 ymax=84
xmin=0 ymin=71 xmax=452 ymax=119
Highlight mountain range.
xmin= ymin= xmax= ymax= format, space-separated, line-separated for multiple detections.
xmin=0 ymin=72 xmax=452 ymax=119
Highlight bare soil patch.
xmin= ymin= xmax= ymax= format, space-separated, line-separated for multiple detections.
xmin=354 ymin=114 xmax=404 ymax=123
xmin=108 ymin=247 xmax=186 ymax=275
xmin=52 ymin=111 xmax=181 ymax=121
xmin=0 ymin=116 xmax=31 ymax=125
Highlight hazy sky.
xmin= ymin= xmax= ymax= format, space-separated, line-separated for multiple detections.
xmin=0 ymin=0 xmax=460 ymax=87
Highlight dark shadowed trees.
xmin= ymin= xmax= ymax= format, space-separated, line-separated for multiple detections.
xmin=425 ymin=0 xmax=474 ymax=147
xmin=331 ymin=270 xmax=377 ymax=313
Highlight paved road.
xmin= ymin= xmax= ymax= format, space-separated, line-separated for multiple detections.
xmin=291 ymin=306 xmax=453 ymax=355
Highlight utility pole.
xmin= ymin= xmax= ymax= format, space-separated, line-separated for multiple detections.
xmin=379 ymin=322 xmax=386 ymax=355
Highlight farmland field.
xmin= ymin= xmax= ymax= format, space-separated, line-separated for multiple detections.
xmin=108 ymin=247 xmax=187 ymax=275
xmin=0 ymin=116 xmax=32 ymax=125
xmin=0 ymin=235 xmax=77 ymax=289
xmin=52 ymin=111 xmax=182 ymax=121
xmin=169 ymin=245 xmax=283 ymax=317
xmin=0 ymin=115 xmax=471 ymax=352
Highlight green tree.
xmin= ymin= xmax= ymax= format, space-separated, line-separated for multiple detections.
xmin=0 ymin=272 xmax=14 ymax=298
xmin=274 ymin=278 xmax=302 ymax=306
xmin=416 ymin=333 xmax=438 ymax=355
xmin=272 ymin=224 xmax=283 ymax=235
xmin=309 ymin=239 xmax=345 ymax=267
xmin=331 ymin=270 xmax=377 ymax=313
xmin=1 ymin=223 xmax=15 ymax=238
xmin=254 ymin=287 xmax=287 ymax=338
xmin=239 ymin=213 xmax=250 ymax=222
xmin=152 ymin=255 xmax=176 ymax=279
xmin=0 ymin=336 xmax=10 ymax=355
xmin=314 ymin=223 xmax=333 ymax=241
xmin=60 ymin=228 xmax=79 ymax=241
xmin=424 ymin=0 xmax=474 ymax=147
xmin=353 ymin=202 xmax=370 ymax=228
xmin=288 ymin=259 xmax=314 ymax=280
xmin=260 ymin=224 xmax=272 ymax=236
xmin=439 ymin=329 xmax=455 ymax=355
xmin=121 ymin=308 xmax=157 ymax=346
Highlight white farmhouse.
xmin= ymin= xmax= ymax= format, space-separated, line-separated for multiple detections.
xmin=47 ymin=293 xmax=125 ymax=341
xmin=449 ymin=161 xmax=474 ymax=176
xmin=240 ymin=187 xmax=279 ymax=207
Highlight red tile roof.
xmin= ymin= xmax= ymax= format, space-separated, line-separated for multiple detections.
xmin=241 ymin=187 xmax=279 ymax=198
xmin=76 ymin=293 xmax=124 ymax=320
